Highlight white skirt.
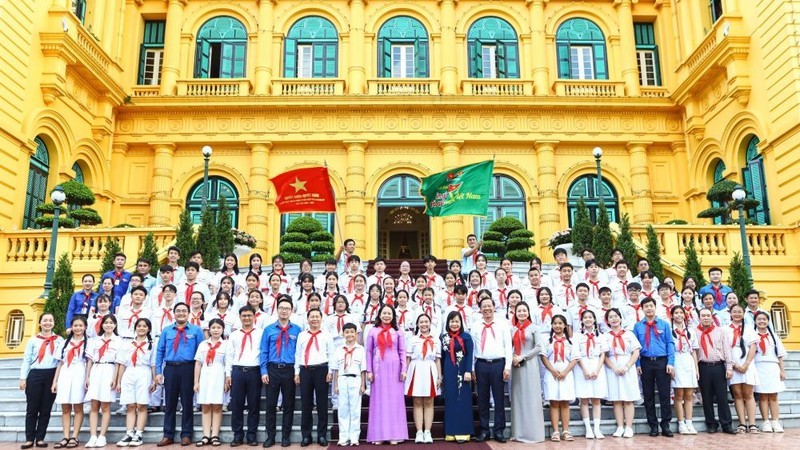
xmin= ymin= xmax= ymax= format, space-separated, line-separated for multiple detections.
xmin=404 ymin=359 xmax=439 ymax=398
xmin=754 ymin=362 xmax=785 ymax=394
xmin=729 ymin=361 xmax=759 ymax=386
xmin=604 ymin=357 xmax=641 ymax=402
xmin=55 ymin=362 xmax=87 ymax=404
xmin=85 ymin=363 xmax=117 ymax=403
xmin=197 ymin=364 xmax=226 ymax=405
xmin=574 ymin=357 xmax=608 ymax=399
xmin=119 ymin=365 xmax=152 ymax=405
xmin=671 ymin=352 xmax=698 ymax=389
xmin=543 ymin=360 xmax=575 ymax=402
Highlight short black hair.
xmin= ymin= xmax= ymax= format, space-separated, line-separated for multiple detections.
xmin=185 ymin=261 xmax=200 ymax=271
xmin=167 ymin=246 xmax=180 ymax=254
xmin=553 ymin=248 xmax=567 ymax=257
xmin=640 ymin=297 xmax=657 ymax=307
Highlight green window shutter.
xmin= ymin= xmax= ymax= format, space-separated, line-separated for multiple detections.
xmin=497 ymin=42 xmax=506 ymax=78
xmin=415 ymin=39 xmax=429 ymax=77
xmin=499 ymin=41 xmax=519 ymax=78
xmin=652 ymin=47 xmax=661 ymax=85
xmin=220 ymin=42 xmax=234 ymax=78
xmin=284 ymin=38 xmax=297 ymax=77
xmin=312 ymin=44 xmax=324 ymax=77
xmin=138 ymin=45 xmax=147 ymax=84
xmin=557 ymin=43 xmax=571 ymax=78
xmin=380 ymin=39 xmax=392 ymax=77
xmin=234 ymin=43 xmax=246 ymax=77
xmin=325 ymin=43 xmax=337 ymax=77
xmin=593 ymin=43 xmax=607 ymax=80
xmin=468 ymin=41 xmax=483 ymax=78
xmin=195 ymin=39 xmax=210 ymax=78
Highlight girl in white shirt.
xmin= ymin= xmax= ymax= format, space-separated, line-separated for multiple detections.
xmin=85 ymin=315 xmax=122 ymax=448
xmin=753 ymin=311 xmax=787 ymax=433
xmin=194 ymin=319 xmax=228 ymax=446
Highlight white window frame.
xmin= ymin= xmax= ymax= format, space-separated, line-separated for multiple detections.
xmin=569 ymin=46 xmax=594 ymax=80
xmin=636 ymin=49 xmax=658 ymax=86
xmin=481 ymin=45 xmax=497 ymax=79
xmin=143 ymin=48 xmax=164 ymax=85
xmin=297 ymin=45 xmax=313 ymax=78
xmin=391 ymin=44 xmax=415 ymax=78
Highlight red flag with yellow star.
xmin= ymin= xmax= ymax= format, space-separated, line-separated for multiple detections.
xmin=269 ymin=167 xmax=337 ymax=213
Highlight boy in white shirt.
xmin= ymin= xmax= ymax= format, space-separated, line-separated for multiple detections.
xmin=421 ymin=255 xmax=445 ymax=292
xmin=583 ymin=259 xmax=607 ymax=306
xmin=366 ymin=258 xmax=388 ymax=289
xmin=338 ymin=255 xmax=364 ymax=295
xmin=552 ymin=263 xmax=577 ymax=310
xmin=332 ymin=323 xmax=366 ymax=447
xmin=609 ymin=260 xmax=633 ymax=307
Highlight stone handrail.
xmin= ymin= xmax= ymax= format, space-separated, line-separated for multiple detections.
xmin=131 ymin=86 xmax=161 ymax=97
xmin=461 ymin=79 xmax=533 ymax=96
xmin=178 ymin=79 xmax=251 ymax=96
xmin=273 ymin=78 xmax=345 ymax=96
xmin=367 ymin=79 xmax=440 ymax=95
xmin=554 ymin=80 xmax=624 ymax=97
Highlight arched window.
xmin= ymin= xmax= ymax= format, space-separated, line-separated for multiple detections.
xmin=377 ymin=17 xmax=429 ymax=78
xmin=742 ymin=136 xmax=770 ymax=224
xmin=474 ymin=174 xmax=526 ymax=237
xmin=186 ymin=176 xmax=239 ymax=226
xmin=377 ymin=175 xmax=424 ymax=206
xmin=567 ymin=175 xmax=619 ymax=226
xmin=71 ymin=0 xmax=86 ymax=24
xmin=23 ymin=137 xmax=50 ymax=229
xmin=72 ymin=162 xmax=85 ymax=183
xmin=194 ymin=17 xmax=248 ymax=79
xmin=284 ymin=16 xmax=338 ymax=78
xmin=711 ymin=160 xmax=726 ymax=225
xmin=467 ymin=17 xmax=519 ymax=79
xmin=4 ymin=310 xmax=25 ymax=349
xmin=556 ymin=18 xmax=608 ymax=80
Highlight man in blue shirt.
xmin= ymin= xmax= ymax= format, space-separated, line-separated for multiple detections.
xmin=633 ymin=297 xmax=675 ymax=437
xmin=260 ymin=297 xmax=301 ymax=448
xmin=126 ymin=258 xmax=157 ymax=294
xmin=698 ymin=267 xmax=733 ymax=311
xmin=102 ymin=252 xmax=132 ymax=302
xmin=155 ymin=302 xmax=203 ymax=446
xmin=65 ymin=274 xmax=98 ymax=327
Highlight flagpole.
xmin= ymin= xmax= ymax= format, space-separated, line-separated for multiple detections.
xmin=323 ymin=160 xmax=346 ymax=246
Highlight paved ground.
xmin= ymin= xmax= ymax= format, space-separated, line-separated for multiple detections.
xmin=1 ymin=430 xmax=798 ymax=450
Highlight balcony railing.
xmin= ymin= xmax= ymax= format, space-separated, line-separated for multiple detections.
xmin=554 ymin=80 xmax=625 ymax=97
xmin=641 ymin=87 xmax=670 ymax=98
xmin=368 ymin=79 xmax=439 ymax=95
xmin=461 ymin=79 xmax=533 ymax=96
xmin=131 ymin=86 xmax=160 ymax=97
xmin=177 ymin=79 xmax=251 ymax=96
xmin=273 ymin=78 xmax=345 ymax=96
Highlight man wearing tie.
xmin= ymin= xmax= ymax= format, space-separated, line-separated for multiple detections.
xmin=260 ymin=297 xmax=302 ymax=448
xmin=155 ymin=302 xmax=203 ymax=446
xmin=470 ymin=297 xmax=512 ymax=443
xmin=633 ymin=297 xmax=675 ymax=437
xmin=226 ymin=305 xmax=264 ymax=446
xmin=294 ymin=309 xmax=334 ymax=446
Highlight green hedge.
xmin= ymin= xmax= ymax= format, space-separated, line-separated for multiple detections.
xmin=280 ymin=242 xmax=312 ymax=255
xmin=281 ymin=232 xmax=309 ymax=244
xmin=505 ymin=250 xmax=536 ymax=262
xmin=310 ymin=231 xmax=334 ymax=242
xmin=311 ymin=241 xmax=335 ymax=253
xmin=286 ymin=216 xmax=323 ymax=234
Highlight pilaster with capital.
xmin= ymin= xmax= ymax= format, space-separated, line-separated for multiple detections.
xmin=159 ymin=0 xmax=187 ymax=96
xmin=248 ymin=142 xmax=272 ymax=255
xmin=254 ymin=0 xmax=275 ymax=95
xmin=615 ymin=0 xmax=641 ymax=96
xmin=536 ymin=141 xmax=560 ymax=255
xmin=440 ymin=140 xmax=464 ymax=259
xmin=528 ymin=0 xmax=549 ymax=95
xmin=439 ymin=0 xmax=458 ymax=95
xmin=348 ymin=0 xmax=367 ymax=94
xmin=149 ymin=143 xmax=175 ymax=226
xmin=345 ymin=141 xmax=367 ymax=249
xmin=628 ymin=141 xmax=655 ymax=224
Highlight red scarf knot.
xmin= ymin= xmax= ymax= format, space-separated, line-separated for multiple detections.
xmin=585 ymin=332 xmax=596 ymax=356
xmin=448 ymin=330 xmax=464 ymax=366
xmin=644 ymin=320 xmax=660 ymax=349
xmin=36 ymin=335 xmax=58 ymax=363
xmin=540 ymin=304 xmax=554 ymax=324
xmin=173 ymin=326 xmax=187 ymax=351
xmin=610 ymin=330 xmax=626 ymax=354
xmin=131 ymin=340 xmax=147 ymax=366
xmin=66 ymin=340 xmax=84 ymax=366
xmin=304 ymin=330 xmax=321 ymax=366
xmin=553 ymin=336 xmax=566 ymax=362
xmin=758 ymin=332 xmax=771 ymax=355
xmin=206 ymin=340 xmax=221 ymax=365
xmin=421 ymin=335 xmax=434 ymax=359
xmin=698 ymin=324 xmax=716 ymax=357
xmin=98 ymin=338 xmax=112 ymax=361
xmin=512 ymin=320 xmax=531 ymax=356
xmin=730 ymin=324 xmax=742 ymax=348
xmin=276 ymin=324 xmax=290 ymax=357
xmin=480 ymin=322 xmax=495 ymax=352
xmin=675 ymin=328 xmax=688 ymax=352
xmin=377 ymin=324 xmax=393 ymax=359
xmin=239 ymin=329 xmax=254 ymax=360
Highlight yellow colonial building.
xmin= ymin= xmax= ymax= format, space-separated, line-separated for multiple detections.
xmin=1 ymin=0 xmax=800 ymax=352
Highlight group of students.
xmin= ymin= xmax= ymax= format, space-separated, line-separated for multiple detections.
xmin=19 ymin=240 xmax=788 ymax=448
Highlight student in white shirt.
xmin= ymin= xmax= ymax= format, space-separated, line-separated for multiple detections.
xmin=225 ymin=306 xmax=263 ymax=446
xmin=553 ymin=264 xmax=577 ymax=310
xmin=474 ymin=255 xmax=496 ymax=290
xmin=332 ymin=323 xmax=366 ymax=446
xmin=500 ymin=258 xmax=521 ymax=290
xmin=366 ymin=259 xmax=389 ymax=290
xmin=117 ymin=287 xmax=152 ymax=340
xmin=436 ymin=272 xmax=458 ymax=309
xmin=395 ymin=261 xmax=415 ymax=294
xmin=294 ymin=309 xmax=334 ymax=446
xmin=421 ymin=255 xmax=444 ymax=293
xmin=493 ymin=269 xmax=510 ymax=312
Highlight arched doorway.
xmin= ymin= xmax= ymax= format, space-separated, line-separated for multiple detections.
xmin=377 ymin=175 xmax=430 ymax=259
xmin=567 ymin=175 xmax=619 ymax=225
xmin=186 ymin=176 xmax=240 ymax=226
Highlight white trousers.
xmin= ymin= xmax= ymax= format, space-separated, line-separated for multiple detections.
xmin=337 ymin=375 xmax=363 ymax=443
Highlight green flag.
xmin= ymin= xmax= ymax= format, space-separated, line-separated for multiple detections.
xmin=420 ymin=160 xmax=494 ymax=217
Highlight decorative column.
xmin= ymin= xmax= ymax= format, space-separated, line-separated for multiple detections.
xmin=101 ymin=0 xmax=118 ymax=54
xmin=159 ymin=0 xmax=187 ymax=96
xmin=148 ymin=143 xmax=175 ymax=226
xmin=247 ymin=141 xmax=271 ymax=255
xmin=344 ymin=141 xmax=368 ymax=250
xmin=348 ymin=0 xmax=367 ymax=94
xmin=628 ymin=141 xmax=655 ymax=224
xmin=254 ymin=0 xmax=275 ymax=95
xmin=528 ymin=0 xmax=550 ymax=95
xmin=536 ymin=141 xmax=560 ymax=257
xmin=615 ymin=0 xmax=641 ymax=96
xmin=440 ymin=141 xmax=464 ymax=259
xmin=91 ymin=0 xmax=107 ymax=44
xmin=439 ymin=0 xmax=458 ymax=95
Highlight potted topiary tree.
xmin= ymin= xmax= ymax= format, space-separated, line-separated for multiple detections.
xmin=279 ymin=216 xmax=325 ymax=263
xmin=697 ymin=179 xmax=760 ymax=224
xmin=480 ymin=217 xmax=535 ymax=261
xmin=35 ymin=180 xmax=102 ymax=228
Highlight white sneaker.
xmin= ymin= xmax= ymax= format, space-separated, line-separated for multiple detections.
xmin=594 ymin=427 xmax=604 ymax=439
xmin=337 ymin=441 xmax=348 ymax=447
xmin=128 ymin=435 xmax=143 ymax=448
xmin=762 ymin=421 xmax=773 ymax=433
xmin=678 ymin=423 xmax=689 ymax=435
xmin=415 ymin=431 xmax=424 ymax=443
xmin=622 ymin=427 xmax=634 ymax=438
xmin=115 ymin=406 xmax=127 ymax=415
xmin=772 ymin=420 xmax=784 ymax=433
xmin=116 ymin=433 xmax=133 ymax=447
xmin=86 ymin=436 xmax=98 ymax=448
xmin=95 ymin=436 xmax=107 ymax=448
xmin=612 ymin=426 xmax=624 ymax=437
xmin=585 ymin=427 xmax=594 ymax=439
xmin=423 ymin=431 xmax=433 ymax=444
xmin=686 ymin=422 xmax=698 ymax=435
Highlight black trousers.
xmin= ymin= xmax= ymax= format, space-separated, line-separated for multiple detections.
xmin=25 ymin=368 xmax=57 ymax=442
xmin=699 ymin=362 xmax=732 ymax=429
xmin=265 ymin=363 xmax=296 ymax=441
xmin=299 ymin=364 xmax=329 ymax=440
xmin=640 ymin=356 xmax=672 ymax=430
xmin=163 ymin=362 xmax=195 ymax=439
xmin=475 ymin=359 xmax=505 ymax=437
xmin=230 ymin=366 xmax=262 ymax=442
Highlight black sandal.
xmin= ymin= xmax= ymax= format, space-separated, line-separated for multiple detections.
xmin=210 ymin=437 xmax=221 ymax=447
xmin=196 ymin=437 xmax=210 ymax=447
xmin=64 ymin=438 xmax=78 ymax=449
xmin=53 ymin=439 xmax=68 ymax=449
xmin=21 ymin=442 xmax=34 ymax=449
xmin=35 ymin=442 xmax=48 ymax=448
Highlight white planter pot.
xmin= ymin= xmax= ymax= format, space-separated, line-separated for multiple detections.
xmin=233 ymin=244 xmax=253 ymax=259
xmin=555 ymin=243 xmax=584 ymax=267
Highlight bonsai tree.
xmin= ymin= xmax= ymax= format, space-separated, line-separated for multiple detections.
xmin=682 ymin=238 xmax=707 ymax=287
xmin=35 ymin=180 xmax=102 ymax=228
xmin=175 ymin=208 xmax=196 ymax=266
xmin=571 ymin=197 xmax=593 ymax=256
xmin=480 ymin=217 xmax=535 ymax=261
xmin=616 ymin=213 xmax=638 ymax=266
xmin=309 ymin=230 xmax=335 ymax=262
xmin=591 ymin=201 xmax=613 ymax=268
xmin=44 ymin=252 xmax=74 ymax=336
xmin=728 ymin=251 xmax=753 ymax=307
xmin=100 ymin=236 xmax=122 ymax=275
xmin=216 ymin=196 xmax=234 ymax=257
xmin=196 ymin=207 xmax=220 ymax=270
xmin=279 ymin=216 xmax=324 ymax=263
xmin=697 ymin=179 xmax=760 ymax=224
xmin=644 ymin=225 xmax=665 ymax=280
xmin=138 ymin=232 xmax=160 ymax=276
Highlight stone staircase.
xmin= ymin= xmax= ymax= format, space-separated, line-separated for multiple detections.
xmin=1 ymin=351 xmax=798 ymax=443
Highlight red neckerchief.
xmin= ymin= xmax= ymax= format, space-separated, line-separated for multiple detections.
xmin=552 ymin=336 xmax=566 ymax=362
xmin=127 ymin=308 xmax=142 ymax=328
xmin=698 ymin=325 xmax=716 ymax=357
xmin=377 ymin=324 xmax=393 ymax=358
xmin=343 ymin=346 xmax=356 ymax=371
xmin=445 ymin=290 xmax=455 ymax=306
xmin=661 ymin=301 xmax=674 ymax=320
xmin=684 ymin=305 xmax=695 ymax=322
xmin=497 ymin=289 xmax=507 ymax=308
xmin=480 ymin=322 xmax=495 ymax=352
xmin=512 ymin=320 xmax=531 ymax=355
xmin=206 ymin=340 xmax=221 ymax=365
xmin=161 ymin=307 xmax=174 ymax=330
xmin=585 ymin=332 xmax=596 ymax=356
xmin=540 ymin=304 xmax=554 ymax=324
xmin=131 ymin=340 xmax=147 ymax=366
xmin=276 ymin=323 xmax=290 ymax=357
xmin=239 ymin=329 xmax=254 ymax=360
xmin=36 ymin=335 xmax=58 ymax=363
xmin=324 ymin=292 xmax=336 ymax=315
xmin=448 ymin=330 xmax=464 ymax=365
xmin=588 ymin=280 xmax=601 ymax=297
xmin=455 ymin=304 xmax=467 ymax=323
xmin=674 ymin=327 xmax=689 ymax=352
xmin=426 ymin=275 xmax=437 ymax=288
xmin=758 ymin=332 xmax=771 ymax=354
xmin=644 ymin=320 xmax=660 ymax=349
xmin=98 ymin=338 xmax=112 ymax=361
xmin=190 ymin=310 xmax=203 ymax=326
xmin=397 ymin=277 xmax=412 ymax=292
xmin=184 ymin=282 xmax=195 ymax=303
xmin=578 ymin=303 xmax=589 ymax=319
xmin=304 ymin=330 xmax=321 ymax=366
xmin=563 ymin=284 xmax=575 ymax=306
xmin=336 ymin=314 xmax=346 ymax=334
xmin=351 ymin=293 xmax=364 ymax=308
xmin=712 ymin=313 xmax=721 ymax=327
xmin=94 ymin=314 xmax=105 ymax=335
xmin=421 ymin=335 xmax=434 ymax=358
xmin=81 ymin=291 xmax=92 ymax=313
xmin=397 ymin=309 xmax=407 ymax=328
xmin=367 ymin=302 xmax=380 ymax=321
xmin=467 ymin=290 xmax=478 ymax=307
xmin=384 ymin=295 xmax=395 ymax=307
xmin=629 ymin=303 xmax=642 ymax=322
xmin=610 ymin=329 xmax=626 ymax=354
xmin=730 ymin=324 xmax=742 ymax=349
xmin=620 ymin=280 xmax=628 ymax=298
xmin=712 ymin=285 xmax=724 ymax=308
xmin=424 ymin=304 xmax=433 ymax=318
xmin=66 ymin=339 xmax=84 ymax=366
